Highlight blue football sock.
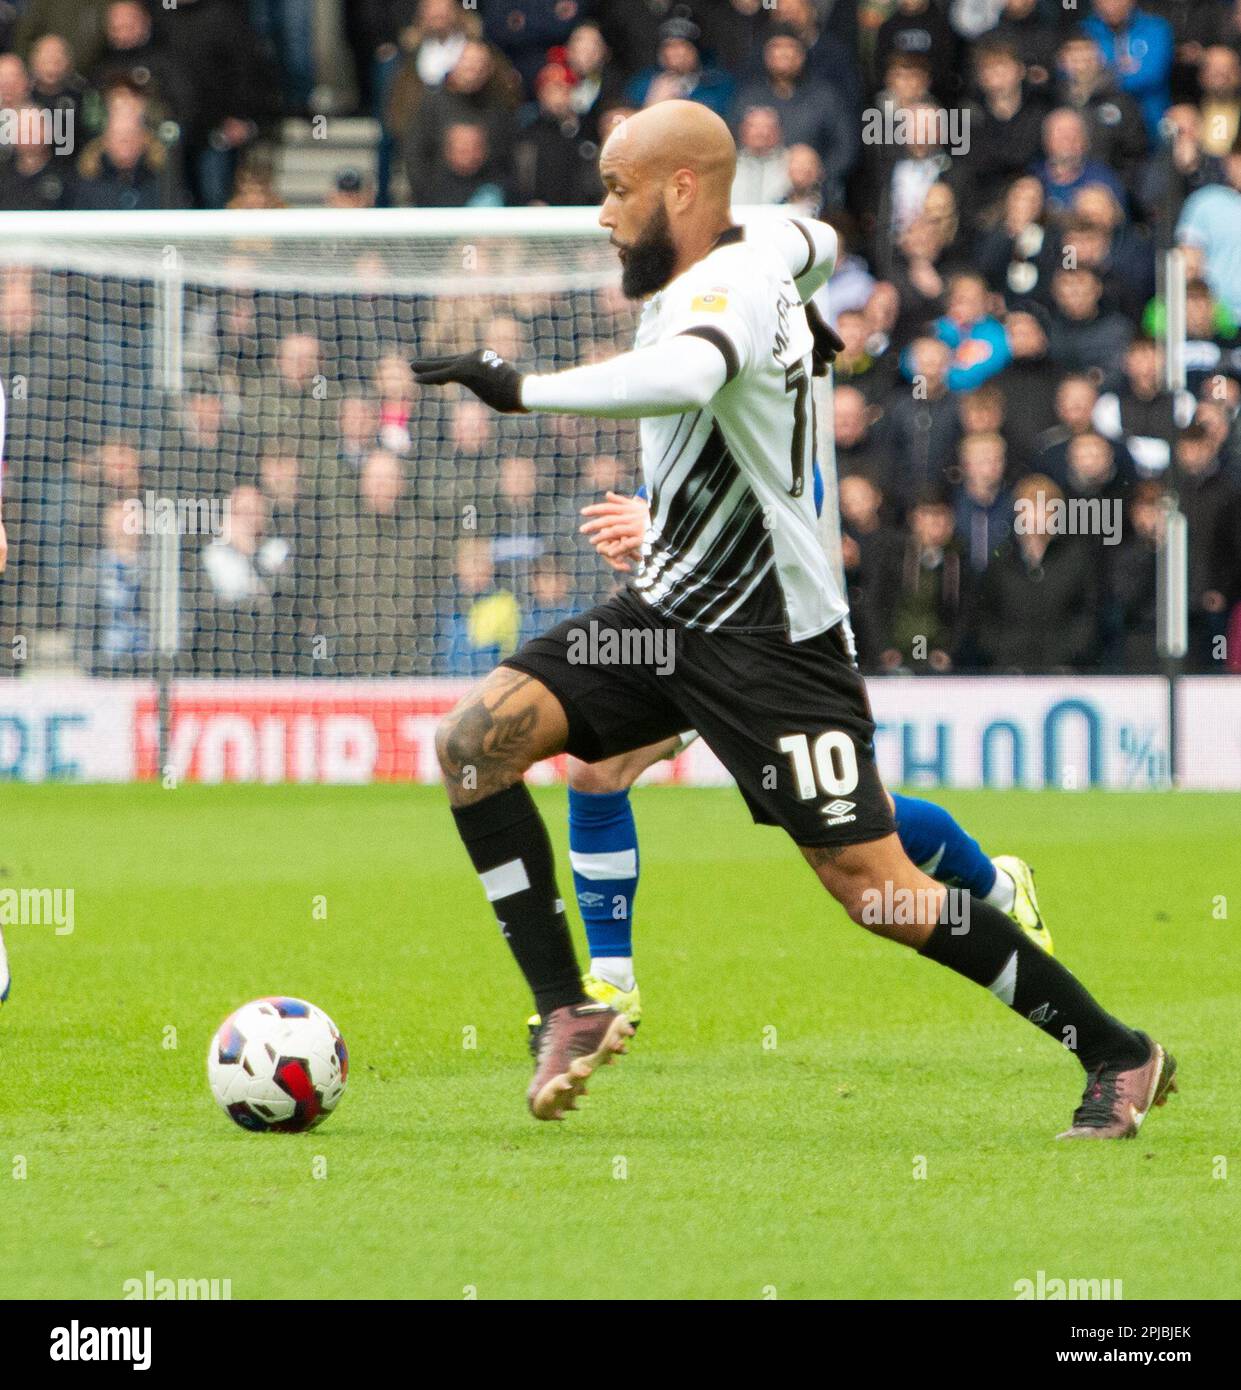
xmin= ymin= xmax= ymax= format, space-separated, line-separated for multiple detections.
xmin=891 ymin=792 xmax=997 ymax=898
xmin=568 ymin=787 xmax=638 ymax=962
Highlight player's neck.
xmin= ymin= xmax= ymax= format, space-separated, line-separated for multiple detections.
xmin=670 ymin=219 xmax=737 ymax=284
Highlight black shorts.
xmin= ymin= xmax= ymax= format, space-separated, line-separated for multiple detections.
xmin=503 ymin=589 xmax=894 ymax=848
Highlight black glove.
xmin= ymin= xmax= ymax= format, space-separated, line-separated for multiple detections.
xmin=804 ymin=300 xmax=845 ymax=377
xmin=411 ymin=348 xmax=527 ymax=413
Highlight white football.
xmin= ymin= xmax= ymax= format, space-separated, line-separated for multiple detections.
xmin=207 ymin=997 xmax=348 ymax=1132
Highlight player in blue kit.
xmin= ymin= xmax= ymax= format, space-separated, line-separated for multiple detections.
xmin=552 ymin=764 xmax=1045 ymax=1026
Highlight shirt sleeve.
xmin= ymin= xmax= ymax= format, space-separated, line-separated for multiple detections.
xmin=659 ymin=270 xmax=757 ymax=385
xmin=520 ymin=333 xmax=729 ymax=418
xmin=734 ymin=212 xmax=838 ymax=300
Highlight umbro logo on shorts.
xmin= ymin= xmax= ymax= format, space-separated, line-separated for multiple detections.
xmin=822 ymin=799 xmax=856 ymax=826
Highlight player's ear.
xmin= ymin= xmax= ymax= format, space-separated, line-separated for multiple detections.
xmin=669 ymin=166 xmax=696 ymax=212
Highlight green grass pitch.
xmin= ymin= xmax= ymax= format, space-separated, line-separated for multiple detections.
xmin=1 ymin=783 xmax=1237 ymax=1300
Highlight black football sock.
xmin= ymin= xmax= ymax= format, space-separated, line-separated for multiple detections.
xmin=919 ymin=895 xmax=1148 ymax=1071
xmin=452 ymin=783 xmax=587 ymax=1019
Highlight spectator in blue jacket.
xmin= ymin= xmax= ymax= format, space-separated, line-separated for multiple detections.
xmin=1082 ymin=0 xmax=1173 ymax=143
xmin=624 ymin=17 xmax=734 ymax=118
xmin=1031 ymin=107 xmax=1128 ymax=214
xmin=933 ymin=273 xmax=1012 ymax=392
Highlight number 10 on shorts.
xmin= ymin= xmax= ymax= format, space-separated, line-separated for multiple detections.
xmin=777 ymin=732 xmax=859 ymax=800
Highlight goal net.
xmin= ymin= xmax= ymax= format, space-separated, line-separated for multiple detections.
xmin=0 ymin=207 xmax=647 ymax=683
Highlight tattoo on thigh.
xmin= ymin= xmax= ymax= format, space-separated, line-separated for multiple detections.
xmin=441 ymin=671 xmax=539 ymax=792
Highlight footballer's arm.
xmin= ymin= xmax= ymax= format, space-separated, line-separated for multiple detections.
xmin=413 ymin=332 xmax=732 ymax=419
xmin=521 ymin=332 xmax=730 ymax=417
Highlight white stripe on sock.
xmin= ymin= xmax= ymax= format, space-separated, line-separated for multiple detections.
xmin=988 ymin=950 xmax=1018 ymax=1007
xmin=569 ymin=849 xmax=638 ymax=881
xmin=590 ymin=957 xmax=635 ymax=991
xmin=985 ymin=866 xmax=1016 ymax=915
xmin=480 ymin=858 xmax=531 ymax=902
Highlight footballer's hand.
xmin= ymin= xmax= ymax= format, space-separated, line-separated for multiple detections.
xmin=804 ymin=300 xmax=844 ymax=377
xmin=411 ymin=348 xmax=527 ymax=413
xmin=580 ymin=491 xmax=649 ymax=573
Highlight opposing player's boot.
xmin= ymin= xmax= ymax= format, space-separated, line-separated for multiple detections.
xmin=0 ymin=924 xmax=9 ymax=1006
xmin=527 ymin=974 xmax=641 ymax=1056
xmin=527 ymin=1002 xmax=633 ymax=1121
xmin=1057 ymin=1033 xmax=1177 ymax=1140
xmin=992 ymin=854 xmax=1054 ymax=955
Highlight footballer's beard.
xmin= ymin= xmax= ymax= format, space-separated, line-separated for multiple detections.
xmin=618 ymin=202 xmax=678 ymax=299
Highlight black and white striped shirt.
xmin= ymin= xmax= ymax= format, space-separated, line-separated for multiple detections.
xmin=629 ymin=227 xmax=848 ymax=642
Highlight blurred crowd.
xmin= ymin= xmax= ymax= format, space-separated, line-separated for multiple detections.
xmin=0 ymin=258 xmax=646 ymax=677
xmin=2 ymin=0 xmax=1241 ymax=676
